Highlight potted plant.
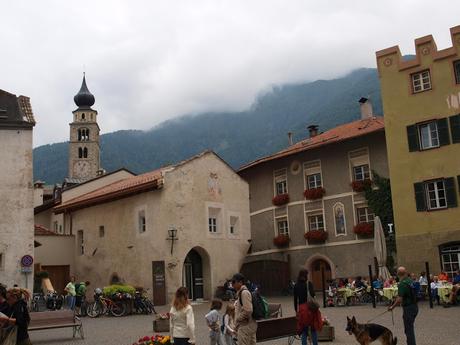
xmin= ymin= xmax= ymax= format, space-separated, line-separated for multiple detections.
xmin=153 ymin=313 xmax=170 ymax=333
xmin=353 ymin=222 xmax=374 ymax=237
xmin=351 ymin=179 xmax=372 ymax=192
xmin=318 ymin=317 xmax=335 ymax=341
xmin=304 ymin=187 xmax=326 ymax=200
xmin=273 ymin=234 xmax=290 ymax=248
xmin=272 ymin=193 xmax=290 ymax=206
xmin=304 ymin=230 xmax=328 ymax=244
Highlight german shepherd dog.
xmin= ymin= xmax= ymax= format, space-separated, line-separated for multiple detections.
xmin=346 ymin=316 xmax=397 ymax=345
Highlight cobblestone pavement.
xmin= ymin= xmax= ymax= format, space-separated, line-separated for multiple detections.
xmin=30 ymin=297 xmax=460 ymax=345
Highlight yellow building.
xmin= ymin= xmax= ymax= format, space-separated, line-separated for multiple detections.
xmin=376 ymin=25 xmax=460 ymax=276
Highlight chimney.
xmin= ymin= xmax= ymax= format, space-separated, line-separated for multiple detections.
xmin=287 ymin=132 xmax=293 ymax=146
xmin=359 ymin=97 xmax=373 ymax=119
xmin=307 ymin=125 xmax=319 ymax=138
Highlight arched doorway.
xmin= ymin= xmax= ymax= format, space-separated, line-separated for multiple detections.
xmin=183 ymin=249 xmax=204 ymax=300
xmin=310 ymin=259 xmax=332 ymax=290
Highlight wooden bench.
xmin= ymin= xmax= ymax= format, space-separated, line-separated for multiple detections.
xmin=29 ymin=310 xmax=84 ymax=339
xmin=256 ymin=316 xmax=297 ymax=344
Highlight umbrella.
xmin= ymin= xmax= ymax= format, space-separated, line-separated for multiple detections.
xmin=374 ymin=216 xmax=391 ymax=280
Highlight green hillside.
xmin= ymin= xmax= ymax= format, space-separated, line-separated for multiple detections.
xmin=33 ymin=68 xmax=382 ymax=184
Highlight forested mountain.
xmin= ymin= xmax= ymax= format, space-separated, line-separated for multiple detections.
xmin=33 ymin=68 xmax=382 ymax=184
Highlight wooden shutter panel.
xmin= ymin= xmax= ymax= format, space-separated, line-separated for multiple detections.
xmin=414 ymin=182 xmax=426 ymax=212
xmin=445 ymin=177 xmax=458 ymax=208
xmin=449 ymin=114 xmax=460 ymax=144
xmin=407 ymin=125 xmax=419 ymax=152
xmin=437 ymin=118 xmax=450 ymax=146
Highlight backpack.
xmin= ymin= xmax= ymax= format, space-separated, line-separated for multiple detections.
xmin=240 ymin=290 xmax=267 ymax=320
xmin=75 ymin=283 xmax=83 ymax=296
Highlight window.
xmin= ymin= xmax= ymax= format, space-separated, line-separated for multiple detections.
xmin=307 ymin=173 xmax=322 ymax=189
xmin=308 ymin=215 xmax=324 ymax=231
xmin=450 ymin=114 xmax=460 ymax=144
xmin=274 ymin=169 xmax=288 ymax=195
xmin=208 ymin=217 xmax=217 ymax=233
xmin=78 ymin=147 xmax=83 ymax=158
xmin=78 ymin=128 xmax=90 ymax=141
xmin=357 ymin=207 xmax=374 ymax=223
xmin=99 ymin=226 xmax=105 ymax=238
xmin=411 ymin=70 xmax=431 ymax=93
xmin=77 ymin=230 xmax=84 ymax=255
xmin=426 ymin=180 xmax=447 ymax=210
xmin=276 ymin=218 xmax=289 ymax=236
xmin=83 ymin=147 xmax=88 ymax=158
xmin=229 ymin=216 xmax=239 ymax=235
xmin=0 ymin=253 xmax=4 ymax=270
xmin=353 ymin=164 xmax=370 ymax=182
xmin=81 ymin=113 xmax=85 ymax=120
xmin=440 ymin=244 xmax=460 ymax=277
xmin=59 ymin=225 xmax=63 ymax=233
xmin=138 ymin=210 xmax=146 ymax=233
xmin=53 ymin=221 xmax=58 ymax=232
xmin=454 ymin=60 xmax=460 ymax=84
xmin=419 ymin=122 xmax=439 ymax=149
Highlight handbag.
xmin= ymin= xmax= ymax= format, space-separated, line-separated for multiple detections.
xmin=0 ymin=326 xmax=17 ymax=345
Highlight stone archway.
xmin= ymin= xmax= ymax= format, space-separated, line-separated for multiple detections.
xmin=182 ymin=247 xmax=211 ymax=300
xmin=305 ymin=254 xmax=336 ymax=290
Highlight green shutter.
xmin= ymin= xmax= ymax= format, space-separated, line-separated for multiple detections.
xmin=449 ymin=114 xmax=460 ymax=144
xmin=407 ymin=125 xmax=419 ymax=152
xmin=414 ymin=182 xmax=426 ymax=212
xmin=458 ymin=176 xmax=460 ymax=194
xmin=437 ymin=118 xmax=450 ymax=146
xmin=445 ymin=177 xmax=457 ymax=208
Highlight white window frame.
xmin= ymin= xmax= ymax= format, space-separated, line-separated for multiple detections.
xmin=206 ymin=203 xmax=224 ymax=236
xmin=307 ymin=173 xmax=322 ymax=189
xmin=411 ymin=70 xmax=432 ymax=93
xmin=273 ymin=168 xmax=288 ymax=196
xmin=333 ymin=202 xmax=347 ymax=236
xmin=138 ymin=210 xmax=146 ymax=233
xmin=208 ymin=217 xmax=218 ymax=233
xmin=418 ymin=121 xmax=439 ymax=150
xmin=276 ymin=218 xmax=289 ymax=236
xmin=353 ymin=164 xmax=370 ymax=182
xmin=425 ymin=180 xmax=447 ymax=210
xmin=441 ymin=245 xmax=460 ymax=277
xmin=349 ymin=148 xmax=371 ymax=183
xmin=356 ymin=207 xmax=374 ymax=224
xmin=303 ymin=160 xmax=322 ymax=190
xmin=308 ymin=214 xmax=324 ymax=231
xmin=228 ymin=213 xmax=240 ymax=237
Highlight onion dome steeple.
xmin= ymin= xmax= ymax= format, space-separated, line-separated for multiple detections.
xmin=74 ymin=73 xmax=95 ymax=109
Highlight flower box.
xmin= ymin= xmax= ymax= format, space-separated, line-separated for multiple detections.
xmin=353 ymin=222 xmax=374 ymax=237
xmin=304 ymin=230 xmax=328 ymax=244
xmin=153 ymin=314 xmax=170 ymax=333
xmin=272 ymin=193 xmax=290 ymax=206
xmin=318 ymin=325 xmax=335 ymax=341
xmin=273 ymin=234 xmax=290 ymax=248
xmin=351 ymin=179 xmax=372 ymax=192
xmin=304 ymin=187 xmax=326 ymax=200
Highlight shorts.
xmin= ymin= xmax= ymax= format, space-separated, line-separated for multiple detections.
xmin=75 ymin=296 xmax=83 ymax=307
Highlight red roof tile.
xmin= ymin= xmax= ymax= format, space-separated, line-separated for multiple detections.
xmin=238 ymin=117 xmax=385 ymax=172
xmin=54 ymin=168 xmax=164 ymax=213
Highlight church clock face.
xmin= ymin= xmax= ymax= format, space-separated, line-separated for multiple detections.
xmin=73 ymin=161 xmax=91 ymax=178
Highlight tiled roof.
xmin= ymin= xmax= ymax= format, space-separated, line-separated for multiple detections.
xmin=35 ymin=224 xmax=59 ymax=236
xmin=17 ymin=95 xmax=36 ymax=124
xmin=54 ymin=168 xmax=165 ymax=213
xmin=238 ymin=116 xmax=385 ymax=172
xmin=0 ymin=90 xmax=35 ymax=129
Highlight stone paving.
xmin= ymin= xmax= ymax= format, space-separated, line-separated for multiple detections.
xmin=30 ymin=297 xmax=460 ymax=345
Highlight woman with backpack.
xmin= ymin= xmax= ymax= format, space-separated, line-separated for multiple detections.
xmin=294 ymin=269 xmax=322 ymax=345
xmin=0 ymin=288 xmax=32 ymax=345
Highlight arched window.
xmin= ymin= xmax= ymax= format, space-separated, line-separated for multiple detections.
xmin=78 ymin=128 xmax=90 ymax=141
xmin=439 ymin=242 xmax=460 ymax=277
xmin=81 ymin=113 xmax=85 ymax=120
xmin=83 ymin=147 xmax=88 ymax=158
xmin=78 ymin=147 xmax=83 ymax=158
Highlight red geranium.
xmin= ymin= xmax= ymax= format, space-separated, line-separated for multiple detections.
xmin=351 ymin=179 xmax=372 ymax=192
xmin=304 ymin=187 xmax=326 ymax=200
xmin=304 ymin=230 xmax=328 ymax=243
xmin=353 ymin=222 xmax=373 ymax=236
xmin=273 ymin=234 xmax=290 ymax=248
xmin=272 ymin=193 xmax=290 ymax=206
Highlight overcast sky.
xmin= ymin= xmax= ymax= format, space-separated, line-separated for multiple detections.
xmin=1 ymin=1 xmax=459 ymax=147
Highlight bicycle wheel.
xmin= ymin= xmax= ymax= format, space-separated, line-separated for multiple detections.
xmin=87 ymin=301 xmax=101 ymax=318
xmin=110 ymin=301 xmax=126 ymax=317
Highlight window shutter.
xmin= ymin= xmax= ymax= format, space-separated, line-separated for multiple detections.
xmin=445 ymin=177 xmax=457 ymax=208
xmin=407 ymin=125 xmax=419 ymax=152
xmin=413 ymin=182 xmax=426 ymax=212
xmin=437 ymin=118 xmax=450 ymax=146
xmin=449 ymin=114 xmax=460 ymax=144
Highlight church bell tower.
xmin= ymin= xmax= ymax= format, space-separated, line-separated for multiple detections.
xmin=68 ymin=74 xmax=101 ymax=180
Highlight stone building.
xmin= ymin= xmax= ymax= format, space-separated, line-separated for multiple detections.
xmin=376 ymin=25 xmax=460 ymax=276
xmin=238 ymin=103 xmax=388 ymax=291
xmin=54 ymin=151 xmax=250 ymax=304
xmin=0 ymin=89 xmax=36 ymax=288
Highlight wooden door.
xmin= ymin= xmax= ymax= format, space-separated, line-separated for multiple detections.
xmin=311 ymin=260 xmax=331 ymax=291
xmin=41 ymin=265 xmax=70 ymax=294
xmin=152 ymin=261 xmax=166 ymax=306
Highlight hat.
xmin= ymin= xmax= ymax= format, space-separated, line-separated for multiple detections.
xmin=231 ymin=273 xmax=245 ymax=283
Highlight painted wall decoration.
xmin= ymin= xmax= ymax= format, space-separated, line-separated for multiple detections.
xmin=333 ymin=202 xmax=347 ymax=235
xmin=446 ymin=92 xmax=460 ymax=109
xmin=208 ymin=172 xmax=222 ymax=199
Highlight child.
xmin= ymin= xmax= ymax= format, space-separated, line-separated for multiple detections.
xmin=223 ymin=304 xmax=236 ymax=345
xmin=205 ymin=299 xmax=223 ymax=345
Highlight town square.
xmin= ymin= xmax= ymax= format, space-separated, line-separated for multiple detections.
xmin=1 ymin=1 xmax=460 ymax=345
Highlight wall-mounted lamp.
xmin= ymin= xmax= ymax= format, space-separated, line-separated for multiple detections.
xmin=167 ymin=227 xmax=178 ymax=255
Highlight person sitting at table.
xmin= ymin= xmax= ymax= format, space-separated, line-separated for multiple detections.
xmin=438 ymin=271 xmax=449 ymax=282
xmin=453 ymin=270 xmax=460 ymax=285
xmin=372 ymin=276 xmax=383 ymax=289
xmin=446 ymin=270 xmax=460 ymax=306
xmin=353 ymin=276 xmax=367 ymax=290
xmin=430 ymin=276 xmax=441 ymax=305
xmin=419 ymin=272 xmax=428 ymax=285
xmin=384 ymin=277 xmax=394 ymax=288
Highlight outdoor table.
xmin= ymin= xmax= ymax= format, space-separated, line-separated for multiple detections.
xmin=437 ymin=285 xmax=453 ymax=304
xmin=337 ymin=288 xmax=353 ymax=299
xmin=383 ymin=287 xmax=398 ymax=301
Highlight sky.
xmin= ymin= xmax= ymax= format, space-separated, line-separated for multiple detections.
xmin=1 ymin=1 xmax=459 ymax=147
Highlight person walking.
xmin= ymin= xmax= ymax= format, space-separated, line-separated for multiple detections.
xmin=389 ymin=266 xmax=418 ymax=345
xmin=223 ymin=304 xmax=237 ymax=345
xmin=64 ymin=276 xmax=76 ymax=310
xmin=169 ymin=287 xmax=196 ymax=345
xmin=75 ymin=280 xmax=90 ymax=316
xmin=205 ymin=299 xmax=224 ymax=345
xmin=0 ymin=288 xmax=32 ymax=345
xmin=294 ymin=269 xmax=318 ymax=345
xmin=232 ymin=273 xmax=257 ymax=345
xmin=0 ymin=284 xmax=8 ymax=313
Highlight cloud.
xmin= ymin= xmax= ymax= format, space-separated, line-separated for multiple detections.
xmin=0 ymin=0 xmax=458 ymax=146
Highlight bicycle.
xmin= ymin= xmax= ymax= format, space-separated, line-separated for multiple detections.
xmin=87 ymin=289 xmax=126 ymax=317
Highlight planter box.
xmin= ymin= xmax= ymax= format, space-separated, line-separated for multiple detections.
xmin=153 ymin=319 xmax=170 ymax=333
xmin=318 ymin=325 xmax=335 ymax=341
xmin=307 ymin=239 xmax=326 ymax=245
